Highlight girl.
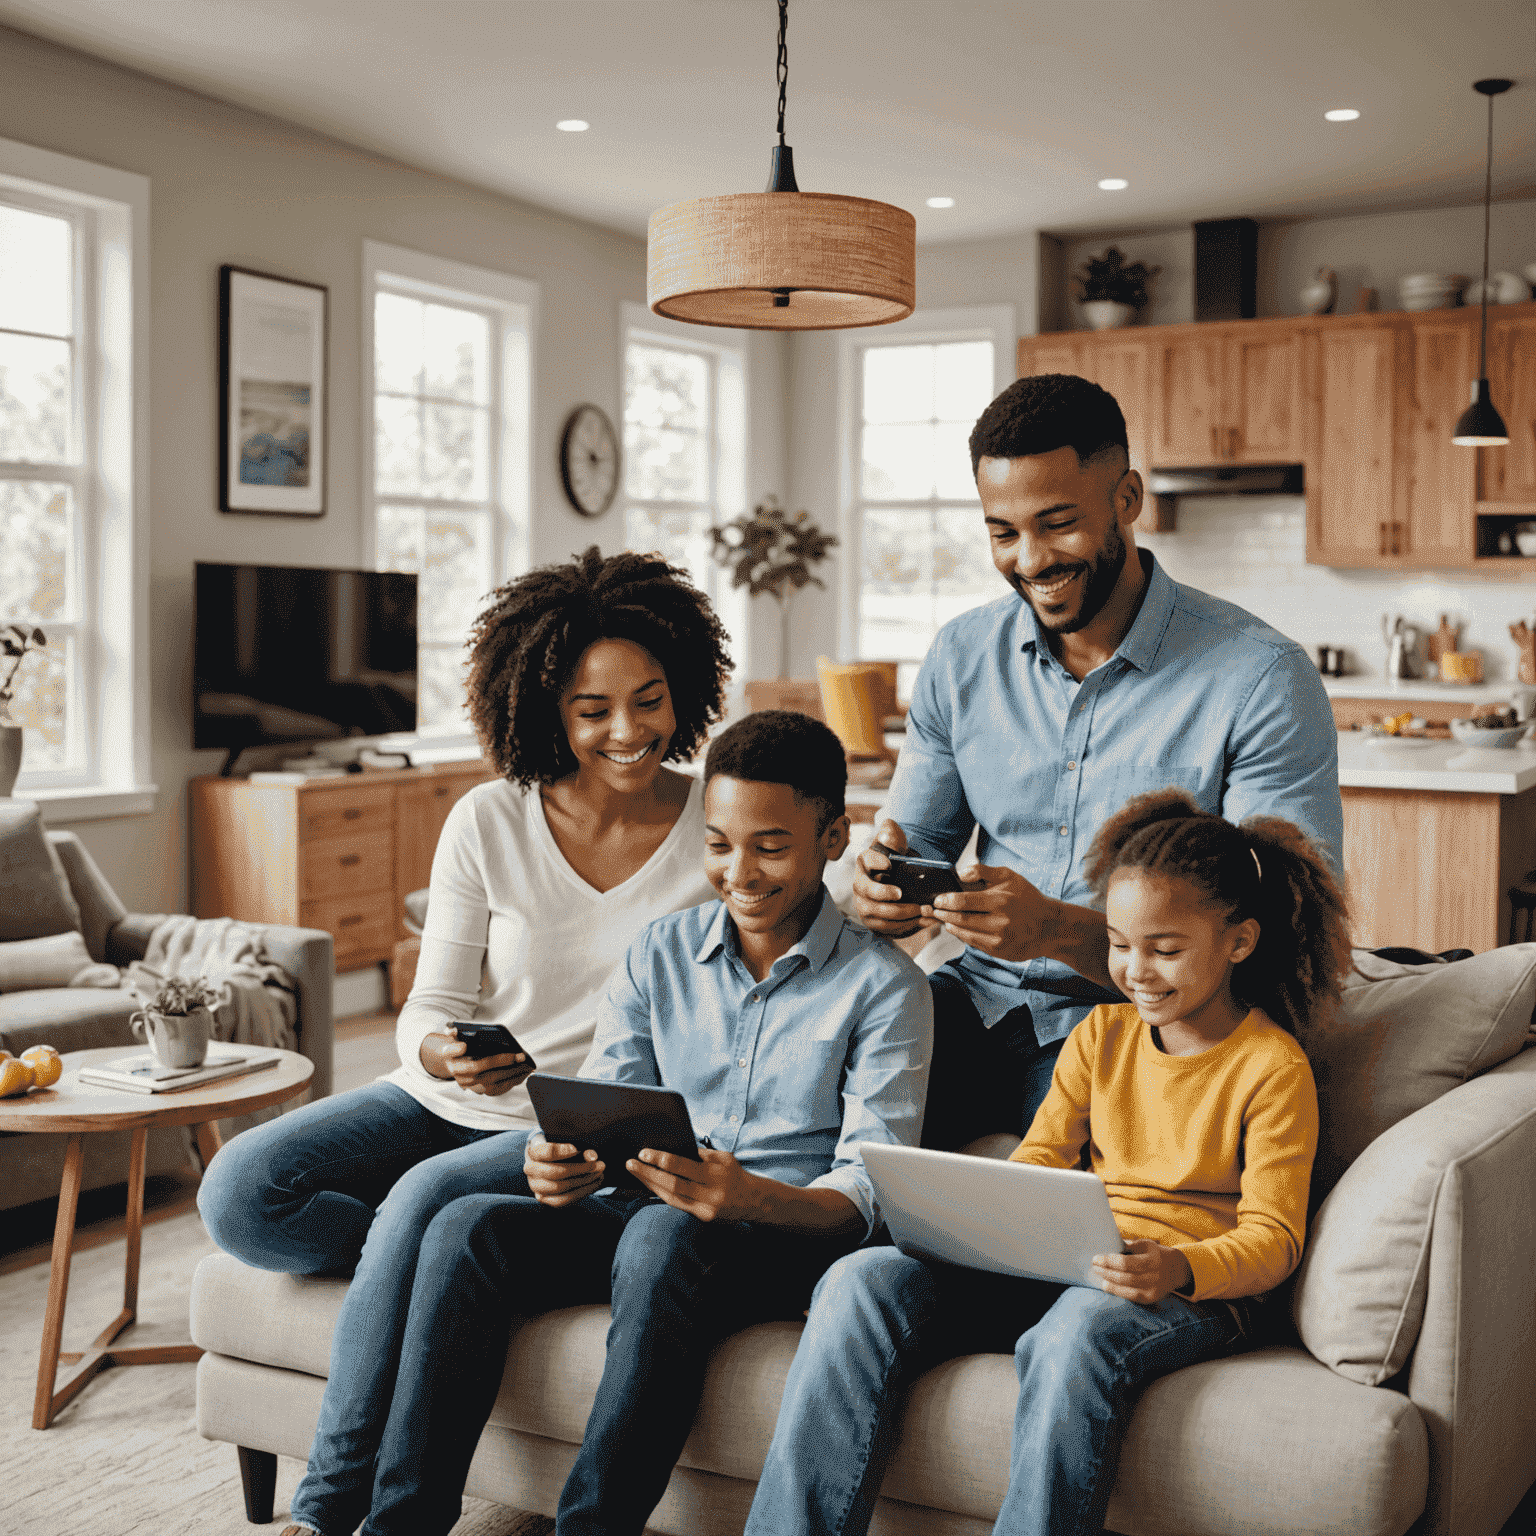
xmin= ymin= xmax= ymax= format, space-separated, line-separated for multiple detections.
xmin=743 ymin=787 xmax=1351 ymax=1536
xmin=198 ymin=546 xmax=732 ymax=1536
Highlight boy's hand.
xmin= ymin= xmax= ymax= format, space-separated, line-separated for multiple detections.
xmin=627 ymin=1145 xmax=762 ymax=1222
xmin=1092 ymin=1238 xmax=1194 ymax=1305
xmin=525 ymin=1136 xmax=605 ymax=1206
xmin=851 ymin=820 xmax=925 ymax=939
xmin=419 ymin=1029 xmax=534 ymax=1097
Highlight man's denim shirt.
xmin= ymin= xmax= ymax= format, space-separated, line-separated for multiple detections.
xmin=883 ymin=551 xmax=1344 ymax=1044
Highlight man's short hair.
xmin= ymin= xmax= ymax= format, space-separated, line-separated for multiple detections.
xmin=703 ymin=710 xmax=847 ymax=831
xmin=968 ymin=373 xmax=1129 ymax=475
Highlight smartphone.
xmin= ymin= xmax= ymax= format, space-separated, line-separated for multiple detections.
xmin=881 ymin=853 xmax=982 ymax=907
xmin=450 ymin=1022 xmax=535 ymax=1065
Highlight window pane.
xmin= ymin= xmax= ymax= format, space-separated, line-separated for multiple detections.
xmin=375 ymin=503 xmax=424 ymax=573
xmin=0 ymin=333 xmax=71 ymax=462
xmin=375 ymin=395 xmax=422 ymax=493
xmin=862 ymin=422 xmax=934 ymax=500
xmin=0 ymin=205 xmax=72 ymax=338
xmin=0 ymin=481 xmax=71 ymax=622
xmin=422 ymin=509 xmax=494 ymax=644
xmin=862 ymin=345 xmax=933 ymax=424
xmin=934 ymin=421 xmax=979 ymax=500
xmin=625 ymin=507 xmax=712 ymax=593
xmin=934 ymin=505 xmax=999 ymax=625
xmin=422 ymin=403 xmax=490 ymax=499
xmin=934 ymin=342 xmax=994 ymax=423
xmin=625 ymin=343 xmax=710 ymax=502
xmin=423 ymin=303 xmax=490 ymax=404
xmin=375 ymin=291 xmax=423 ymax=395
xmin=417 ymin=644 xmax=470 ymax=734
xmin=4 ymin=630 xmax=72 ymax=772
xmin=860 ymin=509 xmax=934 ymax=662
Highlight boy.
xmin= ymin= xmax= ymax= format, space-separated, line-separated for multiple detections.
xmin=345 ymin=710 xmax=933 ymax=1536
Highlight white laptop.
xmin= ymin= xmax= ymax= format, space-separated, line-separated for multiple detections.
xmin=860 ymin=1142 xmax=1125 ymax=1288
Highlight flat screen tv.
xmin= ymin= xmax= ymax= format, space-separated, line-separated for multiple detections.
xmin=194 ymin=562 xmax=417 ymax=759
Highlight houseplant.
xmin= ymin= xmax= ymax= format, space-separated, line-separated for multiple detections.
xmin=1073 ymin=246 xmax=1161 ymax=330
xmin=129 ymin=972 xmax=231 ymax=1069
xmin=0 ymin=623 xmax=46 ymax=797
xmin=710 ymin=498 xmax=838 ymax=678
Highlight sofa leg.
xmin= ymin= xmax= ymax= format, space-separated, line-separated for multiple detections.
xmin=236 ymin=1446 xmax=277 ymax=1524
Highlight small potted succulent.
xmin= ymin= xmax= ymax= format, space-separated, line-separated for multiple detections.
xmin=0 ymin=623 xmax=46 ymax=797
xmin=1073 ymin=247 xmax=1161 ymax=330
xmin=129 ymin=973 xmax=231 ymax=1070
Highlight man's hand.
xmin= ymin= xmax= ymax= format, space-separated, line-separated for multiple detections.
xmin=525 ymin=1136 xmax=606 ymax=1207
xmin=929 ymin=862 xmax=1060 ymax=964
xmin=852 ymin=819 xmax=925 ymax=939
xmin=1092 ymin=1238 xmax=1194 ymax=1305
xmin=419 ymin=1028 xmax=535 ymax=1097
xmin=627 ymin=1145 xmax=764 ymax=1222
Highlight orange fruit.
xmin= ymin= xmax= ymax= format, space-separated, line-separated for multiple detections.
xmin=21 ymin=1045 xmax=62 ymax=1089
xmin=0 ymin=1057 xmax=34 ymax=1097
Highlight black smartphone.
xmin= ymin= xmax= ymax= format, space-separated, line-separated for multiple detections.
xmin=881 ymin=853 xmax=981 ymax=907
xmin=450 ymin=1022 xmax=535 ymax=1065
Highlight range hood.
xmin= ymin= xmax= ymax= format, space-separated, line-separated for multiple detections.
xmin=1148 ymin=465 xmax=1304 ymax=496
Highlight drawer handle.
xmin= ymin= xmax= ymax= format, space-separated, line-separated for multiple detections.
xmin=343 ymin=807 xmax=363 ymax=820
xmin=337 ymin=913 xmax=365 ymax=927
xmin=434 ymin=786 xmax=450 ymax=798
xmin=339 ymin=853 xmax=361 ymax=867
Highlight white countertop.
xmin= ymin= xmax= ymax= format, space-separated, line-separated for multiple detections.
xmin=1337 ymin=730 xmax=1536 ymax=794
xmin=1323 ymin=678 xmax=1522 ymax=706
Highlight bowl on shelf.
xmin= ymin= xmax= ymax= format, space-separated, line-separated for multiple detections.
xmin=1449 ymin=716 xmax=1528 ymax=749
xmin=1398 ymin=272 xmax=1467 ymax=311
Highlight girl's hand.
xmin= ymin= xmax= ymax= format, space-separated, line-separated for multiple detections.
xmin=526 ymin=1137 xmax=606 ymax=1206
xmin=419 ymin=1030 xmax=535 ymax=1096
xmin=1092 ymin=1238 xmax=1194 ymax=1305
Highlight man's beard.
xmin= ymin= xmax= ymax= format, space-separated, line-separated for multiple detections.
xmin=1011 ymin=520 xmax=1128 ymax=634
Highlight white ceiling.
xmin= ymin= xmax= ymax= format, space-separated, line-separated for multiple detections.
xmin=0 ymin=0 xmax=1530 ymax=245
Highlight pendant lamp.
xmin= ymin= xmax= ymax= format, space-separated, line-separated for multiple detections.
xmin=1452 ymin=78 xmax=1512 ymax=447
xmin=647 ymin=0 xmax=916 ymax=331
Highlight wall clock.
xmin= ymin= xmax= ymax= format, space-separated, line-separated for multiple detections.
xmin=558 ymin=403 xmax=620 ymax=517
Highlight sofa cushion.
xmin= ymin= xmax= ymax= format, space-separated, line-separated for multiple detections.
xmin=1292 ymin=1051 xmax=1536 ymax=1387
xmin=0 ymin=800 xmax=81 ymax=941
xmin=1303 ymin=945 xmax=1536 ymax=1196
xmin=0 ymin=987 xmax=141 ymax=1055
xmin=0 ymin=931 xmax=95 ymax=992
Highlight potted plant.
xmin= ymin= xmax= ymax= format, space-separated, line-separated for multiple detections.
xmin=1073 ymin=247 xmax=1161 ymax=330
xmin=0 ymin=623 xmax=46 ymax=797
xmin=710 ymin=498 xmax=838 ymax=679
xmin=129 ymin=973 xmax=231 ymax=1070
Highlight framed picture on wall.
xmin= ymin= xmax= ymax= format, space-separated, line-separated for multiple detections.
xmin=218 ymin=265 xmax=328 ymax=516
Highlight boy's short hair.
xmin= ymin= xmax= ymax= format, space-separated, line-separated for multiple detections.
xmin=703 ymin=710 xmax=847 ymax=831
xmin=968 ymin=373 xmax=1129 ymax=475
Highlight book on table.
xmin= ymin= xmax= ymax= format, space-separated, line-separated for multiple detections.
xmin=77 ymin=1047 xmax=280 ymax=1095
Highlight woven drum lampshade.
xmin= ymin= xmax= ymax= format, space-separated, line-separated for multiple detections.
xmin=647 ymin=191 xmax=916 ymax=331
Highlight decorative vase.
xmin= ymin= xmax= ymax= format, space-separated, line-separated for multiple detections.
xmin=1299 ymin=266 xmax=1337 ymax=315
xmin=1081 ymin=300 xmax=1135 ymax=331
xmin=0 ymin=723 xmax=20 ymax=797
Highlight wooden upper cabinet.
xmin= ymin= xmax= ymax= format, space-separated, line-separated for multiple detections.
xmin=1309 ymin=324 xmax=1398 ymax=565
xmin=1479 ymin=309 xmax=1536 ymax=506
xmin=1075 ymin=338 xmax=1153 ymax=476
xmin=1016 ymin=336 xmax=1081 ymax=378
xmin=1151 ymin=332 xmax=1228 ymax=464
xmin=1227 ymin=330 xmax=1304 ymax=462
xmin=1397 ymin=313 xmax=1477 ymax=564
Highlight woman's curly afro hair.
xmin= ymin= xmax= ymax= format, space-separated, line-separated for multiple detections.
xmin=465 ymin=545 xmax=732 ymax=787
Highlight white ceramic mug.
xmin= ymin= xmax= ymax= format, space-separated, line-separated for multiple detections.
xmin=132 ymin=1007 xmax=212 ymax=1069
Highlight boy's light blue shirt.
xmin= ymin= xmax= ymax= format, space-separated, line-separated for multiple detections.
xmin=884 ymin=551 xmax=1343 ymax=1044
xmin=580 ymin=888 xmax=933 ymax=1238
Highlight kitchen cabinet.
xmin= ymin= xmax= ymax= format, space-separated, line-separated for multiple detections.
xmin=1075 ymin=338 xmax=1154 ymax=479
xmin=1397 ymin=314 xmax=1478 ymax=564
xmin=1308 ymin=323 xmax=1397 ymax=565
xmin=1015 ymin=335 xmax=1082 ymax=378
xmin=1479 ymin=309 xmax=1536 ymax=507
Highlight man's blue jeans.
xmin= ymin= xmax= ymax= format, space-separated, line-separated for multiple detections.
xmin=352 ymin=1191 xmax=859 ymax=1536
xmin=195 ymin=1082 xmax=532 ymax=1536
xmin=744 ymin=1252 xmax=1253 ymax=1536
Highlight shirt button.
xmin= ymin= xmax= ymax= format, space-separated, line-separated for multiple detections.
xmin=729 ymin=1114 xmax=739 ymax=1124
xmin=1066 ymin=761 xmax=1076 ymax=770
xmin=738 ymin=1058 xmax=748 ymax=1068
xmin=750 ymin=995 xmax=759 ymax=1003
xmin=1059 ymin=826 xmax=1069 ymax=836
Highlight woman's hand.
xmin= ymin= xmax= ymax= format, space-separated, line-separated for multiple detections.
xmin=418 ymin=1029 xmax=535 ymax=1097
xmin=1092 ymin=1238 xmax=1194 ymax=1305
xmin=627 ymin=1146 xmax=764 ymax=1222
xmin=526 ymin=1137 xmax=606 ymax=1206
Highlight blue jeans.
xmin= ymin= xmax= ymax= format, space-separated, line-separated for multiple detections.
xmin=196 ymin=1082 xmax=532 ymax=1536
xmin=744 ymin=1253 xmax=1254 ymax=1536
xmin=354 ymin=1191 xmax=859 ymax=1536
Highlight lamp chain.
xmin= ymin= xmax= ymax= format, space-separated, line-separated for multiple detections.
xmin=1478 ymin=86 xmax=1493 ymax=379
xmin=776 ymin=0 xmax=789 ymax=145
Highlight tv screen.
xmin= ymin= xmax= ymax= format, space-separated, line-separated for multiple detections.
xmin=193 ymin=562 xmax=418 ymax=751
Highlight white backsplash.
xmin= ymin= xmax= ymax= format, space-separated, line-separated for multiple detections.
xmin=1139 ymin=496 xmax=1536 ymax=686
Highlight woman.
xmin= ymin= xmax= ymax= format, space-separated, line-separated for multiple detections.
xmin=198 ymin=545 xmax=731 ymax=1536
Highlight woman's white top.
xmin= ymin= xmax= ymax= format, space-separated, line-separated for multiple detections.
xmin=386 ymin=773 xmax=715 ymax=1132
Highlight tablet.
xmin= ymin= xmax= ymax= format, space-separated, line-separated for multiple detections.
xmin=526 ymin=1073 xmax=701 ymax=1192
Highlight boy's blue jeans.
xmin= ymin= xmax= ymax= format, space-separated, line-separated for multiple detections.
xmin=743 ymin=1250 xmax=1254 ymax=1536
xmin=195 ymin=1082 xmax=533 ymax=1536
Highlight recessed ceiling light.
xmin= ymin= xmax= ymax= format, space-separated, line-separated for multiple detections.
xmin=1324 ymin=108 xmax=1361 ymax=122
xmin=1097 ymin=178 xmax=1129 ymax=191
xmin=556 ymin=119 xmax=590 ymax=133
xmin=925 ymin=196 xmax=955 ymax=209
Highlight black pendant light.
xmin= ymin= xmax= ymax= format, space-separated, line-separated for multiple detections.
xmin=1452 ymin=78 xmax=1512 ymax=447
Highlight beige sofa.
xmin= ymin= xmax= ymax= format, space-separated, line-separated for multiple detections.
xmin=191 ymin=947 xmax=1536 ymax=1536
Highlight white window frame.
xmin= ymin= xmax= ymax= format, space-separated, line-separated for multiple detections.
xmin=835 ymin=305 xmax=1016 ymax=665
xmin=1 ymin=135 xmax=152 ymax=821
xmin=362 ymin=240 xmax=536 ymax=746
xmin=619 ymin=300 xmax=749 ymax=672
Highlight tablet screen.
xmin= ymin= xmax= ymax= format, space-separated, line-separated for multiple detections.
xmin=527 ymin=1074 xmax=700 ymax=1192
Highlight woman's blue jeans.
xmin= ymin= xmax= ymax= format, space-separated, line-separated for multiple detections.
xmin=196 ymin=1081 xmax=532 ymax=1536
xmin=744 ymin=1251 xmax=1252 ymax=1536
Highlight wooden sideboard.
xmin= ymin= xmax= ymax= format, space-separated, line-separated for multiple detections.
xmin=190 ymin=763 xmax=497 ymax=971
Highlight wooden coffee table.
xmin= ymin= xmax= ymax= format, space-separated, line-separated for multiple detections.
xmin=0 ymin=1045 xmax=314 ymax=1429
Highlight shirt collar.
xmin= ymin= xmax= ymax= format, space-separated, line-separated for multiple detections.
xmin=1016 ymin=549 xmax=1174 ymax=676
xmin=693 ymin=885 xmax=844 ymax=975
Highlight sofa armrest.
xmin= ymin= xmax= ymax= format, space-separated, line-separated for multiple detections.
xmin=259 ymin=927 xmax=335 ymax=1102
xmin=105 ymin=912 xmax=167 ymax=965
xmin=1406 ymin=1048 xmax=1536 ymax=1536
xmin=46 ymin=831 xmax=128 ymax=962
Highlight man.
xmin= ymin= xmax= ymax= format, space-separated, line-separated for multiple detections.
xmin=861 ymin=372 xmax=1342 ymax=1149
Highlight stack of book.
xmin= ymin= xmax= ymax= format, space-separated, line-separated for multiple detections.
xmin=78 ymin=1047 xmax=279 ymax=1095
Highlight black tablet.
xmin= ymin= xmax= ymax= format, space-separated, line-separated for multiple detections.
xmin=526 ymin=1073 xmax=701 ymax=1192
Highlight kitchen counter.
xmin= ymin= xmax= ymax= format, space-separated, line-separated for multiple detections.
xmin=1322 ymin=678 xmax=1521 ymax=706
xmin=1337 ymin=731 xmax=1536 ymax=794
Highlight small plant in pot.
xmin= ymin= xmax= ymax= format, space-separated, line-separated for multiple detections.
xmin=0 ymin=623 xmax=46 ymax=797
xmin=129 ymin=973 xmax=231 ymax=1070
xmin=1073 ymin=247 xmax=1161 ymax=330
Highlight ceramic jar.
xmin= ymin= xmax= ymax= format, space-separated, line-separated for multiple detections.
xmin=1081 ymin=300 xmax=1135 ymax=331
xmin=1299 ymin=266 xmax=1337 ymax=315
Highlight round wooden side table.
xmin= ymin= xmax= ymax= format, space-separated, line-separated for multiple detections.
xmin=0 ymin=1045 xmax=314 ymax=1429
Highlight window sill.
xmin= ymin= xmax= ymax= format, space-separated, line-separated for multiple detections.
xmin=27 ymin=783 xmax=158 ymax=822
